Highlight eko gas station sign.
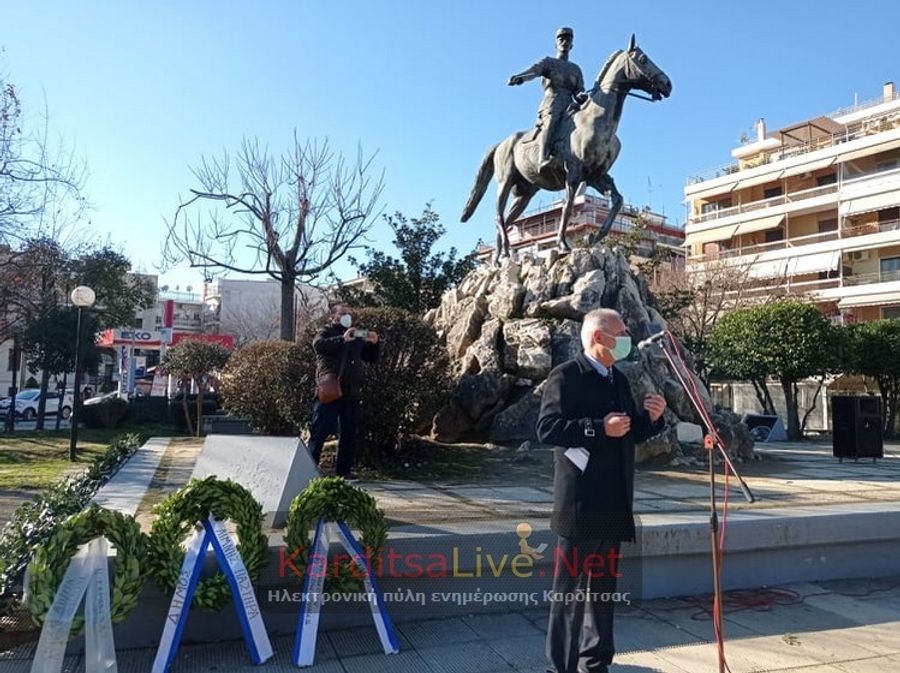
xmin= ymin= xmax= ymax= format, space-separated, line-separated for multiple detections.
xmin=97 ymin=329 xmax=234 ymax=350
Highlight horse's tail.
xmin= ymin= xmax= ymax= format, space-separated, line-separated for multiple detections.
xmin=461 ymin=143 xmax=498 ymax=222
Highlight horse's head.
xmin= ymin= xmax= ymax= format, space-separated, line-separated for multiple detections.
xmin=596 ymin=34 xmax=672 ymax=101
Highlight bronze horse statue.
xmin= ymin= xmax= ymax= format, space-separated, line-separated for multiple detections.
xmin=461 ymin=35 xmax=672 ymax=264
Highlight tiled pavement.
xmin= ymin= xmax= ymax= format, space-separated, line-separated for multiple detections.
xmin=364 ymin=440 xmax=900 ymax=526
xmin=3 ymin=577 xmax=900 ymax=672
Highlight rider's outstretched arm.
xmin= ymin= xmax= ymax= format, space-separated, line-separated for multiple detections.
xmin=508 ymin=58 xmax=549 ymax=86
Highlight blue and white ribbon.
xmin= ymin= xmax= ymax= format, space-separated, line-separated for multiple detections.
xmin=293 ymin=517 xmax=399 ymax=666
xmin=152 ymin=515 xmax=273 ymax=673
xmin=32 ymin=537 xmax=117 ymax=673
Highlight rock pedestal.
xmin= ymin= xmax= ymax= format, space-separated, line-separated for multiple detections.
xmin=426 ymin=246 xmax=753 ymax=462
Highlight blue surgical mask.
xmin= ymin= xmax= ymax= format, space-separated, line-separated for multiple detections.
xmin=610 ymin=336 xmax=632 ymax=361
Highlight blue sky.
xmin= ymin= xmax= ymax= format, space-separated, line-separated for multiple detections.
xmin=4 ymin=1 xmax=899 ymax=289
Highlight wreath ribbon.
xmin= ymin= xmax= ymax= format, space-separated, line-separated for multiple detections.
xmin=152 ymin=515 xmax=273 ymax=673
xmin=31 ymin=537 xmax=117 ymax=673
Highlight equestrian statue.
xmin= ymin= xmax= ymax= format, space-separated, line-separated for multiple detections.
xmin=461 ymin=32 xmax=672 ymax=265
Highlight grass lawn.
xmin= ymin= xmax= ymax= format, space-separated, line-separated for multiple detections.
xmin=0 ymin=424 xmax=183 ymax=491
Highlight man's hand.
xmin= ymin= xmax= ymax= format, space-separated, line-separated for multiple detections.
xmin=603 ymin=412 xmax=631 ymax=438
xmin=366 ymin=330 xmax=379 ymax=344
xmin=644 ymin=394 xmax=666 ymax=423
xmin=508 ymin=75 xmax=524 ymax=86
xmin=343 ymin=328 xmax=355 ymax=342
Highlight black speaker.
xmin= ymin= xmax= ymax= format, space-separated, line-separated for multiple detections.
xmin=832 ymin=395 xmax=884 ymax=461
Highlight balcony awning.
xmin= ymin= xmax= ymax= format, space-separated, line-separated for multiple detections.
xmin=780 ymin=156 xmax=836 ymax=179
xmin=734 ymin=171 xmax=785 ymax=190
xmin=746 ymin=258 xmax=788 ymax=279
xmin=784 ymin=250 xmax=841 ymax=277
xmin=838 ymin=293 xmax=900 ymax=309
xmin=841 ymin=189 xmax=900 ymax=216
xmin=733 ymin=214 xmax=785 ymax=236
xmin=685 ymin=223 xmax=739 ymax=247
xmin=686 ymin=181 xmax=739 ymax=202
xmin=840 ymin=137 xmax=900 ymax=164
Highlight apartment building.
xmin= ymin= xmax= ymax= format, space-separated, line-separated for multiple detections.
xmin=475 ymin=193 xmax=685 ymax=264
xmin=684 ymin=82 xmax=900 ymax=323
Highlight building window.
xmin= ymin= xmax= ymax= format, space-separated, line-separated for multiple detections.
xmin=155 ymin=315 xmax=162 ymax=325
xmin=135 ymin=318 xmax=143 ymax=329
xmin=765 ymin=228 xmax=784 ymax=243
xmin=816 ymin=173 xmax=837 ymax=186
xmin=817 ymin=218 xmax=838 ymax=233
xmin=878 ymin=207 xmax=900 ymax=223
xmin=883 ymin=306 xmax=900 ymax=320
xmin=880 ymin=256 xmax=900 ymax=277
xmin=763 ymin=186 xmax=783 ymax=199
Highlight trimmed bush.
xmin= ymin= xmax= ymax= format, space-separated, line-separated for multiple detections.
xmin=80 ymin=397 xmax=130 ymax=429
xmin=128 ymin=396 xmax=170 ymax=424
xmin=220 ymin=341 xmax=314 ymax=436
xmin=167 ymin=394 xmax=220 ymax=432
xmin=351 ymin=307 xmax=453 ymax=464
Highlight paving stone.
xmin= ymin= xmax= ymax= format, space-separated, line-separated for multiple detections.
xmin=397 ymin=616 xmax=480 ymax=648
xmin=341 ymin=650 xmax=429 ymax=673
xmin=327 ymin=624 xmax=410 ymax=658
xmin=484 ymin=634 xmax=545 ymax=668
xmin=463 ymin=613 xmax=542 ymax=639
xmin=417 ymin=640 xmax=513 ymax=673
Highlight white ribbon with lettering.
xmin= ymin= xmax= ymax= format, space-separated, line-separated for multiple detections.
xmin=293 ymin=517 xmax=399 ymax=667
xmin=32 ymin=537 xmax=117 ymax=673
xmin=152 ymin=516 xmax=272 ymax=673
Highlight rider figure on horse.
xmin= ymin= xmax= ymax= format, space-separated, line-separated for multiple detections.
xmin=508 ymin=26 xmax=587 ymax=172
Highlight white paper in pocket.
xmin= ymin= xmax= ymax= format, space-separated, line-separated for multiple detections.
xmin=564 ymin=447 xmax=590 ymax=473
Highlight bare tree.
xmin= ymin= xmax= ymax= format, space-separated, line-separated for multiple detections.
xmin=0 ymin=73 xmax=87 ymax=246
xmin=652 ymin=253 xmax=789 ymax=388
xmin=162 ymin=136 xmax=383 ymax=341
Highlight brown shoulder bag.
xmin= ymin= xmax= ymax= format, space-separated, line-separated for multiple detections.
xmin=316 ymin=344 xmax=348 ymax=404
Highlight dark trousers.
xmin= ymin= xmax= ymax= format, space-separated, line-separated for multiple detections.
xmin=307 ymin=398 xmax=361 ymax=477
xmin=547 ymin=537 xmax=620 ymax=673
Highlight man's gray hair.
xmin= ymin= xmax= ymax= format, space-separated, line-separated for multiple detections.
xmin=580 ymin=308 xmax=623 ymax=351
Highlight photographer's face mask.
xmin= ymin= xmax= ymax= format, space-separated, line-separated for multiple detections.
xmin=339 ymin=313 xmax=353 ymax=328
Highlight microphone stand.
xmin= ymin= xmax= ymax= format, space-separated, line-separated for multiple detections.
xmin=647 ymin=335 xmax=754 ymax=673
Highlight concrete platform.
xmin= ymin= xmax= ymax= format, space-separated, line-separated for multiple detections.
xmin=62 ymin=437 xmax=900 ymax=652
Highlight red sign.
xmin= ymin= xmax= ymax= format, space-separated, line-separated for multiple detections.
xmin=163 ymin=299 xmax=175 ymax=328
xmin=98 ymin=329 xmax=234 ymax=350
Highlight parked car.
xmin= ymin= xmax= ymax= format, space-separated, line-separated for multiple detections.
xmin=83 ymin=391 xmax=119 ymax=406
xmin=0 ymin=389 xmax=75 ymax=420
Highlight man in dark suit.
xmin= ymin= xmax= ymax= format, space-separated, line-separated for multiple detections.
xmin=537 ymin=308 xmax=666 ymax=673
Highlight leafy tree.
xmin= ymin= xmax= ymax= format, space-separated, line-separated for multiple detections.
xmin=709 ymin=300 xmax=841 ymax=440
xmin=338 ymin=205 xmax=476 ymax=313
xmin=162 ymin=136 xmax=383 ymax=341
xmin=9 ymin=241 xmax=154 ymax=429
xmin=845 ymin=319 xmax=900 ymax=436
xmin=163 ymin=340 xmax=231 ymax=436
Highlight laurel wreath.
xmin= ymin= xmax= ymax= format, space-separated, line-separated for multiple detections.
xmin=26 ymin=505 xmax=144 ymax=636
xmin=147 ymin=476 xmax=267 ymax=611
xmin=284 ymin=476 xmax=388 ymax=592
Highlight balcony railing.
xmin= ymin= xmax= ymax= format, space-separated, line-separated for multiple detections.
xmin=687 ymin=108 xmax=900 ymax=185
xmin=687 ymin=229 xmax=841 ymax=263
xmin=843 ymin=269 xmax=900 ymax=286
xmin=691 ymin=183 xmax=839 ymax=224
xmin=844 ymin=217 xmax=900 ymax=238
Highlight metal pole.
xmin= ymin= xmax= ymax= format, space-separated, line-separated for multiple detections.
xmin=5 ymin=336 xmax=19 ymax=432
xmin=69 ymin=307 xmax=83 ymax=461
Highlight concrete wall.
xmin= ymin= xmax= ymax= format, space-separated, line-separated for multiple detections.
xmin=710 ymin=380 xmax=835 ymax=432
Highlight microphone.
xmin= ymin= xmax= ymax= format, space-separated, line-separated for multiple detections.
xmin=637 ymin=330 xmax=668 ymax=351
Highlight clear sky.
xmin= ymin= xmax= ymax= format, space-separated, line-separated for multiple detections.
xmin=4 ymin=1 xmax=899 ymax=289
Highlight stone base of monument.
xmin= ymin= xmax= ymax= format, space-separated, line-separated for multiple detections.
xmin=63 ymin=501 xmax=900 ymax=653
xmin=191 ymin=434 xmax=320 ymax=527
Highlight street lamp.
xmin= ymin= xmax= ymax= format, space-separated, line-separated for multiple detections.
xmin=69 ymin=285 xmax=95 ymax=461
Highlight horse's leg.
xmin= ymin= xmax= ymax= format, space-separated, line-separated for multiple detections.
xmin=503 ymin=184 xmax=539 ymax=258
xmin=494 ymin=178 xmax=515 ymax=264
xmin=557 ymin=170 xmax=584 ymax=253
xmin=590 ymin=174 xmax=623 ymax=244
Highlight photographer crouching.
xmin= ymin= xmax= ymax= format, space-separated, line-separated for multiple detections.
xmin=308 ymin=303 xmax=380 ymax=479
